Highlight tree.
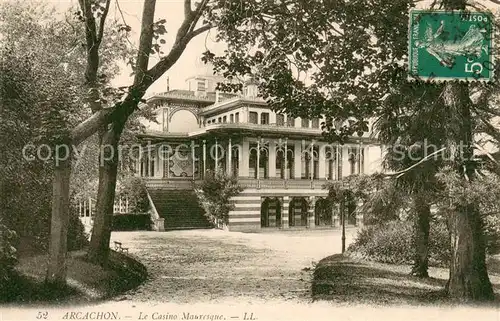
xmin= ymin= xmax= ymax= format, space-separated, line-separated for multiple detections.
xmin=47 ymin=0 xmax=275 ymax=280
xmin=194 ymin=170 xmax=243 ymax=229
xmin=205 ymin=0 xmax=499 ymax=301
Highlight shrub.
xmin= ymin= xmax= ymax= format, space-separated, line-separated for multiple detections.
xmin=347 ymin=220 xmax=451 ymax=267
xmin=194 ymin=170 xmax=243 ymax=228
xmin=117 ymin=177 xmax=149 ymax=213
xmin=0 ymin=223 xmax=19 ymax=283
xmin=484 ymin=214 xmax=500 ymax=255
xmin=67 ymin=204 xmax=89 ymax=251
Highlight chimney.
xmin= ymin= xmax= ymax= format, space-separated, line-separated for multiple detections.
xmin=166 ymin=76 xmax=170 ymax=92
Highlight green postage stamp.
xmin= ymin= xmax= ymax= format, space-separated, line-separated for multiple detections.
xmin=408 ymin=9 xmax=494 ymax=82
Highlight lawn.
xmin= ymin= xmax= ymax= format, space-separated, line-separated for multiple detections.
xmin=1 ymin=249 xmax=147 ymax=305
xmin=312 ymin=254 xmax=500 ymax=306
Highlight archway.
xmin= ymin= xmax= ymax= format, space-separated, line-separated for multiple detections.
xmin=261 ymin=197 xmax=282 ymax=228
xmin=315 ymin=198 xmax=332 ymax=226
xmin=289 ymin=197 xmax=308 ymax=227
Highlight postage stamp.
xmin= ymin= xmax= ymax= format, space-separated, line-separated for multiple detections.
xmin=408 ymin=9 xmax=494 ymax=82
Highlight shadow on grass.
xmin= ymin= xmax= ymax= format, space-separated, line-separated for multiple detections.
xmin=0 ymin=249 xmax=147 ymax=306
xmin=312 ymin=254 xmax=500 ymax=307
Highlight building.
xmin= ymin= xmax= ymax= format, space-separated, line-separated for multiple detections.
xmin=129 ymin=65 xmax=384 ymax=232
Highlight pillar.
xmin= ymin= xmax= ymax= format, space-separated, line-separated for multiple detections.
xmin=268 ymin=140 xmax=276 ymax=178
xmin=191 ymin=140 xmax=196 ymax=180
xmin=227 ymin=138 xmax=232 ymax=175
xmin=310 ymin=140 xmax=314 ymax=181
xmin=215 ymin=138 xmax=219 ymax=172
xmin=308 ymin=196 xmax=315 ymax=228
xmin=284 ymin=138 xmax=288 ymax=180
xmin=256 ymin=138 xmax=260 ymax=179
xmin=318 ymin=143 xmax=326 ymax=179
xmin=282 ymin=196 xmax=289 ymax=228
xmin=342 ymin=145 xmax=350 ymax=178
xmin=203 ymin=140 xmax=207 ymax=176
xmin=240 ymin=139 xmax=249 ymax=177
xmin=294 ymin=141 xmax=302 ymax=179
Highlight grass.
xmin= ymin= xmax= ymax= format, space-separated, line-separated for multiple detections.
xmin=312 ymin=254 xmax=500 ymax=306
xmin=0 ymin=248 xmax=147 ymax=306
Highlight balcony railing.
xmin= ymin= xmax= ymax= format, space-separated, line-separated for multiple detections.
xmin=143 ymin=177 xmax=331 ymax=190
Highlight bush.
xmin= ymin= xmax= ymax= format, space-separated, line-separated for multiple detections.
xmin=194 ymin=170 xmax=243 ymax=227
xmin=347 ymin=220 xmax=450 ymax=267
xmin=117 ymin=177 xmax=149 ymax=213
xmin=67 ymin=204 xmax=89 ymax=251
xmin=0 ymin=223 xmax=19 ymax=283
xmin=484 ymin=214 xmax=500 ymax=255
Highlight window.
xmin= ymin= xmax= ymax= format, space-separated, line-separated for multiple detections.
xmin=218 ymin=117 xmax=222 ymax=123
xmin=197 ymin=80 xmax=206 ymax=92
xmin=286 ymin=116 xmax=295 ymax=127
xmin=261 ymin=112 xmax=269 ymax=125
xmin=276 ymin=114 xmax=285 ymax=126
xmin=249 ymin=111 xmax=258 ymax=124
xmin=223 ymin=116 xmax=227 ymax=123
xmin=235 ymin=112 xmax=240 ymax=123
xmin=230 ymin=114 xmax=234 ymax=123
xmin=301 ymin=118 xmax=309 ymax=128
xmin=312 ymin=118 xmax=320 ymax=129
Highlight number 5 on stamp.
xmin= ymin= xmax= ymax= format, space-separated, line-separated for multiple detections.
xmin=408 ymin=9 xmax=494 ymax=82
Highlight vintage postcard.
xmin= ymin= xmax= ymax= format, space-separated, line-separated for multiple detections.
xmin=1 ymin=0 xmax=499 ymax=320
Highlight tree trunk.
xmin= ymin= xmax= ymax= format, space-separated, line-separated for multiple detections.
xmin=443 ymin=80 xmax=494 ymax=301
xmin=446 ymin=203 xmax=494 ymax=301
xmin=87 ymin=126 xmax=121 ymax=265
xmin=411 ymin=193 xmax=430 ymax=278
xmin=46 ymin=155 xmax=72 ymax=286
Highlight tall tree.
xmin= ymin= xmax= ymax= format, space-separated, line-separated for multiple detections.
xmin=205 ymin=0 xmax=499 ymax=300
xmin=48 ymin=0 xmax=275 ymax=277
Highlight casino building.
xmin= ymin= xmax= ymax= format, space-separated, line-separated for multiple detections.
xmin=125 ymin=63 xmax=384 ymax=232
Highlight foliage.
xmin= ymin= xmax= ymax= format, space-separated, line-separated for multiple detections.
xmin=194 ymin=170 xmax=243 ymax=227
xmin=0 ymin=1 xmax=126 ymax=253
xmin=0 ymin=223 xmax=19 ymax=282
xmin=116 ymin=177 xmax=150 ymax=213
xmin=435 ymin=166 xmax=500 ymax=255
xmin=347 ymin=220 xmax=450 ymax=267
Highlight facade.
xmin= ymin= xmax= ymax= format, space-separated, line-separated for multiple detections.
xmin=131 ymin=67 xmax=384 ymax=232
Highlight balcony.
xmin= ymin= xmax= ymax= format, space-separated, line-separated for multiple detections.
xmin=144 ymin=177 xmax=330 ymax=190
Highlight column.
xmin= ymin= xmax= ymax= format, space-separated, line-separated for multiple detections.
xmin=310 ymin=140 xmax=314 ymax=181
xmin=284 ymin=138 xmax=288 ymax=180
xmin=215 ymin=138 xmax=219 ymax=172
xmin=256 ymin=138 xmax=260 ymax=179
xmin=158 ymin=145 xmax=164 ymax=178
xmin=294 ymin=141 xmax=302 ymax=179
xmin=308 ymin=196 xmax=315 ymax=228
xmin=342 ymin=145 xmax=350 ymax=178
xmin=191 ymin=140 xmax=195 ymax=180
xmin=240 ymin=139 xmax=249 ymax=177
xmin=282 ymin=196 xmax=290 ymax=228
xmin=203 ymin=140 xmax=207 ymax=176
xmin=227 ymin=138 xmax=232 ymax=175
xmin=268 ymin=140 xmax=276 ymax=178
xmin=318 ymin=143 xmax=326 ymax=179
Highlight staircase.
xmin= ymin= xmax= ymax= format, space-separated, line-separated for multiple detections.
xmin=148 ymin=189 xmax=213 ymax=230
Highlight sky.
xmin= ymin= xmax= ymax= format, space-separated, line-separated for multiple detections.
xmin=47 ymin=0 xmax=225 ymax=96
xmin=27 ymin=0 xmax=500 ymax=97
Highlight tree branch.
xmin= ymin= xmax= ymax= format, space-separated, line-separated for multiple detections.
xmin=189 ymin=24 xmax=212 ymax=39
xmin=184 ymin=0 xmax=192 ymax=18
xmin=97 ymin=0 xmax=112 ymax=44
xmin=133 ymin=0 xmax=157 ymax=87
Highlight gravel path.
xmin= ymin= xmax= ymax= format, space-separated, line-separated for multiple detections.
xmin=110 ymin=228 xmax=358 ymax=304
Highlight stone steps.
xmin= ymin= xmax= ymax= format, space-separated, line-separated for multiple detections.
xmin=148 ymin=189 xmax=213 ymax=230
